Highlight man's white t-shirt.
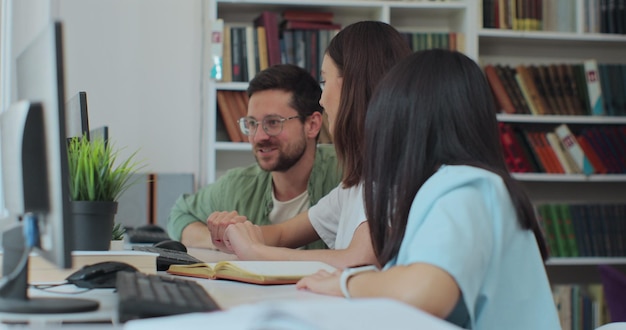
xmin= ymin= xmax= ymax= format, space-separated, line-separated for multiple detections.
xmin=268 ymin=189 xmax=310 ymax=225
xmin=308 ymin=183 xmax=366 ymax=249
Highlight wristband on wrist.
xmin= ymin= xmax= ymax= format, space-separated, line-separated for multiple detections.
xmin=339 ymin=265 xmax=379 ymax=299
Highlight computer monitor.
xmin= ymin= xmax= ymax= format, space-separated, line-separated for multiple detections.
xmin=0 ymin=21 xmax=98 ymax=313
xmin=89 ymin=125 xmax=109 ymax=144
xmin=65 ymin=91 xmax=90 ymax=140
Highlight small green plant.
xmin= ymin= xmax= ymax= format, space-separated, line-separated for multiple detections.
xmin=67 ymin=136 xmax=144 ymax=201
xmin=111 ymin=223 xmax=126 ymax=240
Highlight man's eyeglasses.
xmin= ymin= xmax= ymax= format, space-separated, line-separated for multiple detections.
xmin=238 ymin=115 xmax=302 ymax=136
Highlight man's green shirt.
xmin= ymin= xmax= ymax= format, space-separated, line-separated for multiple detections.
xmin=167 ymin=145 xmax=341 ymax=250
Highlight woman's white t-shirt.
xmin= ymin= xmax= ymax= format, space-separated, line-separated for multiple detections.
xmin=308 ymin=183 xmax=366 ymax=249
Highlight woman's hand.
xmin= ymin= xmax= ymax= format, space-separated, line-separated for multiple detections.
xmin=207 ymin=211 xmax=248 ymax=253
xmin=295 ymin=269 xmax=343 ymax=297
xmin=223 ymin=221 xmax=266 ymax=259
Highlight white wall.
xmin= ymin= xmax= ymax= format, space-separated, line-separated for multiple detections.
xmin=4 ymin=0 xmax=204 ymax=188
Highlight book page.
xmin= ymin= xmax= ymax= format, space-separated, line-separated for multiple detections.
xmin=214 ymin=261 xmax=336 ymax=277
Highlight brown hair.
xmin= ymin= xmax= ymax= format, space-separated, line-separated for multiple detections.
xmin=326 ymin=21 xmax=411 ymax=187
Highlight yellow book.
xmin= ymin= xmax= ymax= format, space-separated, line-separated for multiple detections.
xmin=167 ymin=260 xmax=336 ymax=285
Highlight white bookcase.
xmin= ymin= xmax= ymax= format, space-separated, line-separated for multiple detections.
xmin=203 ymin=0 xmax=626 ymax=281
xmin=203 ymin=0 xmax=478 ymax=183
xmin=479 ymin=0 xmax=626 ymax=285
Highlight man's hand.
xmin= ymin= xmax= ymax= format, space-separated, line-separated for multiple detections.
xmin=207 ymin=211 xmax=248 ymax=252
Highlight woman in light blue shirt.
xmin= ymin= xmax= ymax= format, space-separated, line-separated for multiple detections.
xmin=297 ymin=49 xmax=561 ymax=329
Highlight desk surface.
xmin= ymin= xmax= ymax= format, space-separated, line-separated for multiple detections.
xmin=1 ymin=247 xmax=461 ymax=329
xmin=0 ymin=247 xmax=328 ymax=326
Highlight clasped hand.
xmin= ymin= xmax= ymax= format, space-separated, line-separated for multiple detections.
xmin=207 ymin=211 xmax=265 ymax=257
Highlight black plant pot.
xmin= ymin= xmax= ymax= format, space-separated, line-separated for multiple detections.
xmin=71 ymin=201 xmax=118 ymax=251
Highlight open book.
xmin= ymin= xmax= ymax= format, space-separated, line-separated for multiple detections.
xmin=166 ymin=261 xmax=336 ymax=285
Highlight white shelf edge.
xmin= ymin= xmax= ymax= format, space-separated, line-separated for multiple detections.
xmin=214 ymin=82 xmax=248 ymax=91
xmin=215 ymin=141 xmax=252 ymax=151
xmin=512 ymin=173 xmax=626 ymax=182
xmin=497 ymin=114 xmax=626 ymax=124
xmin=479 ymin=28 xmax=626 ymax=42
xmin=546 ymin=257 xmax=626 ymax=266
xmin=216 ymin=0 xmax=468 ymax=9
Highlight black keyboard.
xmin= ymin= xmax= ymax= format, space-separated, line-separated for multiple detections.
xmin=116 ymin=271 xmax=220 ymax=323
xmin=126 ymin=229 xmax=171 ymax=244
xmin=132 ymin=246 xmax=204 ymax=271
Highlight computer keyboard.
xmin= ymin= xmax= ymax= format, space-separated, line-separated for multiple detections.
xmin=132 ymin=245 xmax=204 ymax=271
xmin=126 ymin=229 xmax=171 ymax=244
xmin=116 ymin=271 xmax=220 ymax=323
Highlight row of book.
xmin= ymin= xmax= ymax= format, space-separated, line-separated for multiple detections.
xmin=500 ymin=123 xmax=626 ymax=174
xmin=215 ymin=10 xmax=467 ymax=83
xmin=483 ymin=0 xmax=559 ymax=31
xmin=537 ymin=203 xmax=626 ymax=258
xmin=218 ymin=10 xmax=341 ymax=83
xmin=485 ymin=61 xmax=626 ymax=116
xmin=215 ymin=90 xmax=332 ymax=144
xmin=483 ymin=0 xmax=626 ymax=34
xmin=588 ymin=0 xmax=626 ymax=34
xmin=552 ymin=284 xmax=608 ymax=330
xmin=400 ymin=32 xmax=465 ymax=53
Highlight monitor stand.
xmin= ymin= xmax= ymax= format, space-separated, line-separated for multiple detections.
xmin=0 ymin=225 xmax=99 ymax=313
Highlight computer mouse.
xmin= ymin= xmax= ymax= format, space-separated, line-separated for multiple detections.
xmin=66 ymin=261 xmax=139 ymax=289
xmin=135 ymin=224 xmax=166 ymax=233
xmin=154 ymin=239 xmax=188 ymax=253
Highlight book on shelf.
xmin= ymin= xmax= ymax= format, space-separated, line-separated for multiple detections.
xmin=514 ymin=69 xmax=542 ymax=115
xmin=546 ymin=132 xmax=580 ymax=174
xmin=554 ymin=124 xmax=595 ymax=175
xmin=576 ymin=135 xmax=608 ymax=174
xmin=216 ymin=90 xmax=243 ymax=142
xmin=209 ymin=19 xmax=224 ymax=81
xmin=528 ymin=65 xmax=555 ymax=115
xmin=485 ymin=64 xmax=516 ymax=114
xmin=229 ymin=91 xmax=249 ymax=141
xmin=583 ymin=59 xmax=605 ymax=116
xmin=166 ymin=260 xmax=336 ymax=285
xmin=531 ymin=65 xmax=570 ymax=115
xmin=281 ymin=10 xmax=334 ymax=23
xmin=0 ymin=250 xmax=158 ymax=283
xmin=256 ymin=26 xmax=269 ymax=72
xmin=254 ymin=11 xmax=281 ymax=67
xmin=230 ymin=26 xmax=245 ymax=82
xmin=514 ymin=66 xmax=541 ymax=115
xmin=280 ymin=20 xmax=341 ymax=31
xmin=499 ymin=123 xmax=534 ymax=172
xmin=556 ymin=204 xmax=579 ymax=258
xmin=566 ymin=63 xmax=591 ymax=116
xmin=500 ymin=65 xmax=531 ymax=114
xmin=221 ymin=24 xmax=233 ymax=83
xmin=245 ymin=25 xmax=257 ymax=82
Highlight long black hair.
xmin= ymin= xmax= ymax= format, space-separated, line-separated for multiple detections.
xmin=363 ymin=49 xmax=548 ymax=265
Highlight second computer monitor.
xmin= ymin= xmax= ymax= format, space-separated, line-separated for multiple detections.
xmin=66 ymin=91 xmax=90 ymax=140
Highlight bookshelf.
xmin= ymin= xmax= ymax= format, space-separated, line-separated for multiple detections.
xmin=204 ymin=0 xmax=625 ymax=320
xmin=482 ymin=1 xmax=626 ymax=326
xmin=203 ymin=0 xmax=478 ymax=182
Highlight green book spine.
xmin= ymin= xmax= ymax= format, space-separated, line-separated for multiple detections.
xmin=548 ymin=204 xmax=569 ymax=257
xmin=559 ymin=204 xmax=579 ymax=257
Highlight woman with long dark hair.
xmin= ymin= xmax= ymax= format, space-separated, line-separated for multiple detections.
xmin=211 ymin=21 xmax=412 ymax=269
xmin=297 ymin=49 xmax=560 ymax=329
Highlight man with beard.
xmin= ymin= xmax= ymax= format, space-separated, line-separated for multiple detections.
xmin=167 ymin=65 xmax=341 ymax=250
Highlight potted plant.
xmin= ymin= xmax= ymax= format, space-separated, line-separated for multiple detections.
xmin=67 ymin=136 xmax=143 ymax=250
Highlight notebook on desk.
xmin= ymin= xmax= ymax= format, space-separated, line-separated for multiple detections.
xmin=166 ymin=260 xmax=336 ymax=285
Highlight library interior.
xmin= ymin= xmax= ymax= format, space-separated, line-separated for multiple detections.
xmin=0 ymin=0 xmax=625 ymax=329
